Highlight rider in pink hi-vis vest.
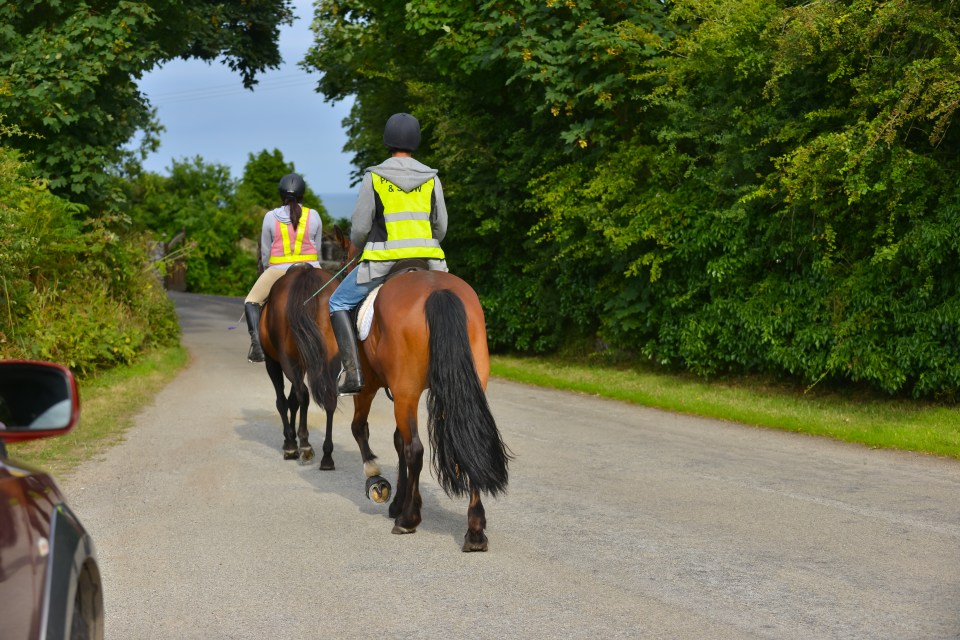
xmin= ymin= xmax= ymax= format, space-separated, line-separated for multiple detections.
xmin=268 ymin=215 xmax=319 ymax=265
xmin=242 ymin=173 xmax=324 ymax=363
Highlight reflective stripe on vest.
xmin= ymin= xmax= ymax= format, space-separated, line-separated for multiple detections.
xmin=268 ymin=208 xmax=319 ymax=265
xmin=361 ymin=174 xmax=445 ymax=262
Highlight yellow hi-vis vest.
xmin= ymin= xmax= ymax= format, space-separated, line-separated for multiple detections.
xmin=361 ymin=174 xmax=445 ymax=262
xmin=268 ymin=208 xmax=319 ymax=265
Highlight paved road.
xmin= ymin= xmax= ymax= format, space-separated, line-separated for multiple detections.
xmin=65 ymin=291 xmax=960 ymax=639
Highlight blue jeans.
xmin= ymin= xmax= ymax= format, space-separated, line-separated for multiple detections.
xmin=329 ymin=268 xmax=381 ymax=313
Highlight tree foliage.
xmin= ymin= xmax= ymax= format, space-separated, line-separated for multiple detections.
xmin=236 ymin=148 xmax=327 ymax=227
xmin=125 ymin=150 xmax=329 ymax=296
xmin=0 ymin=144 xmax=179 ymax=373
xmin=304 ymin=0 xmax=960 ymax=399
xmin=0 ymin=1 xmax=298 ymax=378
xmin=305 ymin=0 xmax=668 ymax=350
xmin=0 ymin=0 xmax=294 ymax=203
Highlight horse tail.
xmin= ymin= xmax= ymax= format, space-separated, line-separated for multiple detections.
xmin=425 ymin=289 xmax=510 ymax=498
xmin=287 ymin=269 xmax=332 ymax=405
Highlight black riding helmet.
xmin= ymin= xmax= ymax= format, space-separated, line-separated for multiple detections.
xmin=383 ymin=113 xmax=421 ymax=152
xmin=278 ymin=173 xmax=306 ymax=203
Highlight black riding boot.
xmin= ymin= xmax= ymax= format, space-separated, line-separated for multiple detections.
xmin=331 ymin=310 xmax=364 ymax=395
xmin=245 ymin=302 xmax=265 ymax=363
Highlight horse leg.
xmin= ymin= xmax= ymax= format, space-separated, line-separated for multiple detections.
xmin=294 ymin=377 xmax=315 ymax=465
xmin=286 ymin=385 xmax=301 ymax=459
xmin=319 ymin=392 xmax=336 ymax=470
xmin=463 ymin=486 xmax=489 ymax=552
xmin=286 ymin=385 xmax=299 ymax=436
xmin=350 ymin=391 xmax=390 ymax=501
xmin=388 ymin=427 xmax=407 ymax=519
xmin=391 ymin=397 xmax=424 ymax=535
xmin=266 ymin=359 xmax=298 ymax=460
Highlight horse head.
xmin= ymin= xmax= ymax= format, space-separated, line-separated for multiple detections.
xmin=333 ymin=226 xmax=359 ymax=273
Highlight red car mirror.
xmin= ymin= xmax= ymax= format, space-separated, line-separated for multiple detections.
xmin=0 ymin=360 xmax=79 ymax=443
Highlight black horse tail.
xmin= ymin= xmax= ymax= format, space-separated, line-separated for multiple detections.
xmin=425 ymin=289 xmax=510 ymax=498
xmin=287 ymin=268 xmax=333 ymax=406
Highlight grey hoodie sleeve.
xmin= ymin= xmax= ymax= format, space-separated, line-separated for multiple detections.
xmin=350 ymin=171 xmax=375 ymax=248
xmin=431 ymin=175 xmax=448 ymax=242
xmin=260 ymin=211 xmax=274 ymax=269
xmin=308 ymin=207 xmax=323 ymax=256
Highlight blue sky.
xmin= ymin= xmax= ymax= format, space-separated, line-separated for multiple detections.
xmin=135 ymin=0 xmax=356 ymax=196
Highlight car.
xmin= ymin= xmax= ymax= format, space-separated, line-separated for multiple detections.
xmin=0 ymin=360 xmax=104 ymax=640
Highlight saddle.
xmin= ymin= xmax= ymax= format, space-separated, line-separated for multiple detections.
xmin=352 ymin=259 xmax=430 ymax=340
xmin=387 ymin=258 xmax=429 ymax=276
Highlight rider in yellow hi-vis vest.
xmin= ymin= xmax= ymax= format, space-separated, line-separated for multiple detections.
xmin=362 ymin=174 xmax=445 ymax=262
xmin=328 ymin=112 xmax=449 ymax=395
xmin=243 ymin=173 xmax=323 ymax=363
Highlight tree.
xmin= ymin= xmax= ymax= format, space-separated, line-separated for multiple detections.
xmin=127 ymin=157 xmax=254 ymax=295
xmin=236 ymin=148 xmax=330 ymax=235
xmin=0 ymin=0 xmax=295 ymax=204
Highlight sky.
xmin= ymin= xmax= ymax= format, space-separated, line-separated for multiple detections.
xmin=135 ymin=0 xmax=356 ymax=198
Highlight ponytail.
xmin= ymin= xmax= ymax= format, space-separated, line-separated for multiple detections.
xmin=285 ymin=198 xmax=302 ymax=230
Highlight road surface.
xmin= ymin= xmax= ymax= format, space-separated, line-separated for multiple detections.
xmin=65 ymin=291 xmax=960 ymax=639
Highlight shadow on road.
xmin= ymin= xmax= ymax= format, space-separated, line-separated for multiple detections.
xmin=233 ymin=404 xmax=468 ymax=549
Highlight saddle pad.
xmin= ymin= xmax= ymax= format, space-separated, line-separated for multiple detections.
xmin=356 ymin=284 xmax=383 ymax=341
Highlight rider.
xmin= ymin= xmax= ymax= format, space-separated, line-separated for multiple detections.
xmin=243 ymin=173 xmax=324 ymax=362
xmin=329 ymin=112 xmax=449 ymax=395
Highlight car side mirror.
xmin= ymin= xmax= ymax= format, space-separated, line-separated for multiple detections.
xmin=0 ymin=360 xmax=79 ymax=443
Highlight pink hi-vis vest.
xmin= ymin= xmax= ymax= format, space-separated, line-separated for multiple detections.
xmin=268 ymin=208 xmax=319 ymax=265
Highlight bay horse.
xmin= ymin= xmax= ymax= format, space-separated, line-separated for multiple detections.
xmin=259 ymin=264 xmax=339 ymax=468
xmin=334 ymin=229 xmax=511 ymax=551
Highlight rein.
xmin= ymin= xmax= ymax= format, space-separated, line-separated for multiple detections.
xmin=303 ymin=254 xmax=358 ymax=305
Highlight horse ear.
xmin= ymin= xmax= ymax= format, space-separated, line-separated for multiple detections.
xmin=334 ymin=226 xmax=349 ymax=250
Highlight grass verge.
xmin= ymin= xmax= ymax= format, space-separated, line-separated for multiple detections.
xmin=491 ymin=355 xmax=960 ymax=460
xmin=8 ymin=345 xmax=189 ymax=477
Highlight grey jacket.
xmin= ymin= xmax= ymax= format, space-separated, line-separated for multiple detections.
xmin=350 ymin=156 xmax=449 ymax=284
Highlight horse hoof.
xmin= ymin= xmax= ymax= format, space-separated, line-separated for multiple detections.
xmin=462 ymin=532 xmax=489 ymax=552
xmin=283 ymin=448 xmax=298 ymax=460
xmin=319 ymin=457 xmax=335 ymax=471
xmin=391 ymin=524 xmax=416 ymax=535
xmin=298 ymin=446 xmax=315 ymax=465
xmin=365 ymin=476 xmax=391 ymax=503
xmin=388 ymin=502 xmax=402 ymax=519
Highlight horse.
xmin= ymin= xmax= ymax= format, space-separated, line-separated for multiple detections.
xmin=258 ymin=264 xmax=340 ymax=469
xmin=333 ymin=228 xmax=511 ymax=551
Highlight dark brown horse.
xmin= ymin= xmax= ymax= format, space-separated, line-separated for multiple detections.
xmin=334 ymin=230 xmax=511 ymax=551
xmin=259 ymin=264 xmax=340 ymax=468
